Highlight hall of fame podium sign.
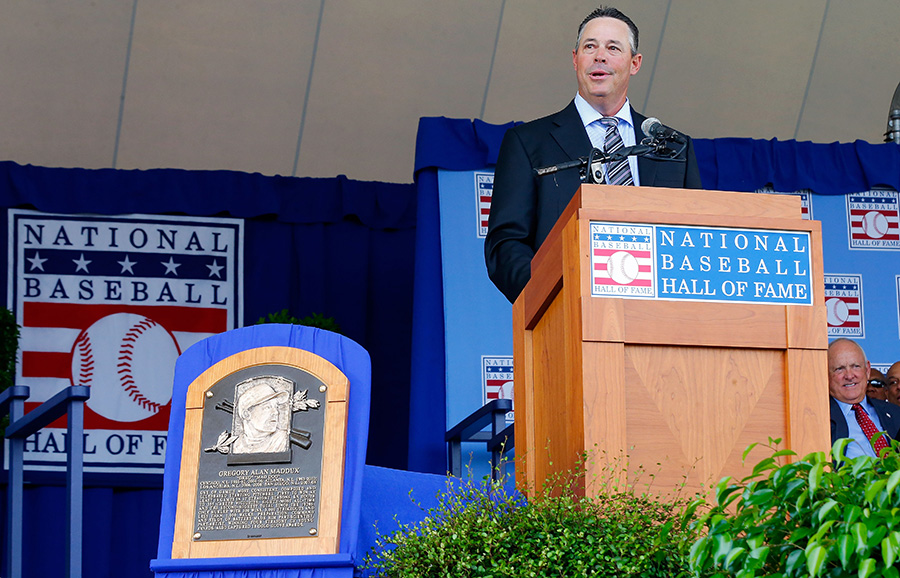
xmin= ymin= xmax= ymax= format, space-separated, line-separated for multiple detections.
xmin=590 ymin=221 xmax=814 ymax=306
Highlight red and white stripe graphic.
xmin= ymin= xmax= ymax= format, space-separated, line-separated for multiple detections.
xmin=20 ymin=302 xmax=227 ymax=430
xmin=849 ymin=208 xmax=900 ymax=241
xmin=593 ymin=247 xmax=653 ymax=286
xmin=825 ymin=296 xmax=861 ymax=329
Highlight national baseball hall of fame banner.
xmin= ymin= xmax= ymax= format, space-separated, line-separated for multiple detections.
xmin=435 ymin=173 xmax=900 ymax=479
xmin=6 ymin=210 xmax=242 ymax=475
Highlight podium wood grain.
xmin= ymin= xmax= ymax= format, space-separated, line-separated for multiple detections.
xmin=513 ymin=186 xmax=830 ymax=498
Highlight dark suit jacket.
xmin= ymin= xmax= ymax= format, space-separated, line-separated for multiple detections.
xmin=484 ymin=100 xmax=702 ymax=303
xmin=830 ymin=396 xmax=900 ymax=450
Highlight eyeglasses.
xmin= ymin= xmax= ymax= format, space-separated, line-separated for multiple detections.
xmin=868 ymin=379 xmax=887 ymax=388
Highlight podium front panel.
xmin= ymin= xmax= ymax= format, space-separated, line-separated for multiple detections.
xmin=514 ymin=186 xmax=830 ymax=498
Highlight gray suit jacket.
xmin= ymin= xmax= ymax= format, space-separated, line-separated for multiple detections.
xmin=484 ymin=100 xmax=702 ymax=303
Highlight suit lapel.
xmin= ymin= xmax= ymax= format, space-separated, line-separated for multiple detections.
xmin=632 ymin=109 xmax=658 ymax=187
xmin=547 ymin=102 xmax=665 ymax=186
xmin=873 ymin=400 xmax=898 ymax=437
xmin=549 ymin=101 xmax=592 ymax=161
xmin=830 ymin=397 xmax=849 ymax=440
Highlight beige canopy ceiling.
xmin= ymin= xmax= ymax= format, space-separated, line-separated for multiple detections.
xmin=1 ymin=0 xmax=898 ymax=184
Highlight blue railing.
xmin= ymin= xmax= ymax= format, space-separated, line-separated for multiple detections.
xmin=445 ymin=399 xmax=514 ymax=481
xmin=1 ymin=385 xmax=90 ymax=578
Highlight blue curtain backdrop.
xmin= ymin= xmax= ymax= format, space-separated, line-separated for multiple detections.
xmin=408 ymin=116 xmax=900 ymax=475
xmin=0 ymin=161 xmax=416 ymax=578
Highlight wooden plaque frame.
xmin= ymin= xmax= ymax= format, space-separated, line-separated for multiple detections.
xmin=513 ymin=185 xmax=830 ymax=497
xmin=172 ymin=345 xmax=349 ymax=558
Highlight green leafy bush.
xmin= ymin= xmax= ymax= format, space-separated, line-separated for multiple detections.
xmin=689 ymin=437 xmax=900 ymax=578
xmin=0 ymin=307 xmax=19 ymax=394
xmin=255 ymin=309 xmax=342 ymax=334
xmin=0 ymin=307 xmax=20 ymax=435
xmin=365 ymin=462 xmax=700 ymax=578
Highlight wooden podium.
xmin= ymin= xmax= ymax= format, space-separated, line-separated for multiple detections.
xmin=513 ymin=185 xmax=830 ymax=497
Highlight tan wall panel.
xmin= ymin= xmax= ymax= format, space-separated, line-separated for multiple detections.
xmin=647 ymin=0 xmax=826 ymax=141
xmin=0 ymin=1 xmax=896 ymax=183
xmin=295 ymin=0 xmax=503 ymax=181
xmin=0 ymin=1 xmax=133 ymax=169
xmin=797 ymin=0 xmax=900 ymax=143
xmin=482 ymin=0 xmax=594 ymax=124
xmin=117 ymin=0 xmax=320 ymax=175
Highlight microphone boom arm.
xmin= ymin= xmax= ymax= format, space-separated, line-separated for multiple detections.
xmin=534 ymin=140 xmax=683 ymax=184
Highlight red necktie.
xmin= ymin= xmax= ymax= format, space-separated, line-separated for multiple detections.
xmin=852 ymin=403 xmax=890 ymax=457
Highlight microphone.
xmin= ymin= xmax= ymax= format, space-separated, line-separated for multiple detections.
xmin=641 ymin=117 xmax=686 ymax=144
xmin=534 ymin=157 xmax=587 ymax=177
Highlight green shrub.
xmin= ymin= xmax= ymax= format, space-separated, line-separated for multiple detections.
xmin=0 ymin=307 xmax=20 ymax=435
xmin=689 ymin=437 xmax=900 ymax=578
xmin=365 ymin=461 xmax=701 ymax=578
xmin=255 ymin=309 xmax=342 ymax=334
xmin=0 ymin=307 xmax=19 ymax=394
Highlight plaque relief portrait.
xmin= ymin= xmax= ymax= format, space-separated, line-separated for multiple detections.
xmin=203 ymin=374 xmax=321 ymax=465
xmin=232 ymin=378 xmax=291 ymax=454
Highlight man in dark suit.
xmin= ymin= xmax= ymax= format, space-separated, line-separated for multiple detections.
xmin=829 ymin=338 xmax=900 ymax=458
xmin=485 ymin=6 xmax=702 ymax=303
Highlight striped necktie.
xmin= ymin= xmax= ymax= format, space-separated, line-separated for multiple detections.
xmin=599 ymin=116 xmax=633 ymax=186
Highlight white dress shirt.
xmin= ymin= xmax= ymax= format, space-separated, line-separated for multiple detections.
xmin=574 ymin=93 xmax=641 ymax=186
xmin=834 ymin=397 xmax=886 ymax=459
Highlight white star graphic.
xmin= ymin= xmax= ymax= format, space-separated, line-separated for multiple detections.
xmin=206 ymin=259 xmax=223 ymax=279
xmin=161 ymin=257 xmax=181 ymax=276
xmin=73 ymin=253 xmax=91 ymax=273
xmin=118 ymin=255 xmax=137 ymax=275
xmin=27 ymin=251 xmax=48 ymax=272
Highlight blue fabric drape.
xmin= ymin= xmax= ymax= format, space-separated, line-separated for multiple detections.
xmin=413 ymin=117 xmax=900 ymax=196
xmin=0 ymin=161 xmax=416 ymax=577
xmin=152 ymin=324 xmax=370 ymax=578
xmin=693 ymin=138 xmax=900 ymax=195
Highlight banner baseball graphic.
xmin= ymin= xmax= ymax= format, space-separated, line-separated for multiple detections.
xmin=7 ymin=210 xmax=242 ymax=474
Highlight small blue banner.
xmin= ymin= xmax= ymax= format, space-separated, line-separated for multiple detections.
xmin=590 ymin=222 xmax=813 ymax=306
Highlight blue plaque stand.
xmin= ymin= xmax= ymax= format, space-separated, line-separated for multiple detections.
xmin=151 ymin=324 xmax=370 ymax=578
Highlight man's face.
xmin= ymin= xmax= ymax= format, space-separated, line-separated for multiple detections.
xmin=867 ymin=368 xmax=888 ymax=401
xmin=572 ymin=17 xmax=642 ymax=116
xmin=828 ymin=340 xmax=870 ymax=404
xmin=887 ymin=363 xmax=900 ymax=406
xmin=247 ymin=397 xmax=281 ymax=434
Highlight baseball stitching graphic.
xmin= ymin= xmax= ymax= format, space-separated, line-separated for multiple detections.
xmin=71 ymin=313 xmax=180 ymax=422
xmin=861 ymin=211 xmax=889 ymax=239
xmin=606 ymin=251 xmax=640 ymax=285
xmin=825 ymin=297 xmax=851 ymax=327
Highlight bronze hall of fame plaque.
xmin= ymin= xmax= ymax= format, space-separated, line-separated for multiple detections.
xmin=194 ymin=365 xmax=327 ymax=541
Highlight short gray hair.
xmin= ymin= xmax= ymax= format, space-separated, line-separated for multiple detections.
xmin=575 ymin=6 xmax=639 ymax=55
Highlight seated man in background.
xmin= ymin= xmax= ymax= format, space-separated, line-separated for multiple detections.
xmin=829 ymin=339 xmax=900 ymax=459
xmin=867 ymin=368 xmax=889 ymax=401
xmin=887 ymin=361 xmax=900 ymax=407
